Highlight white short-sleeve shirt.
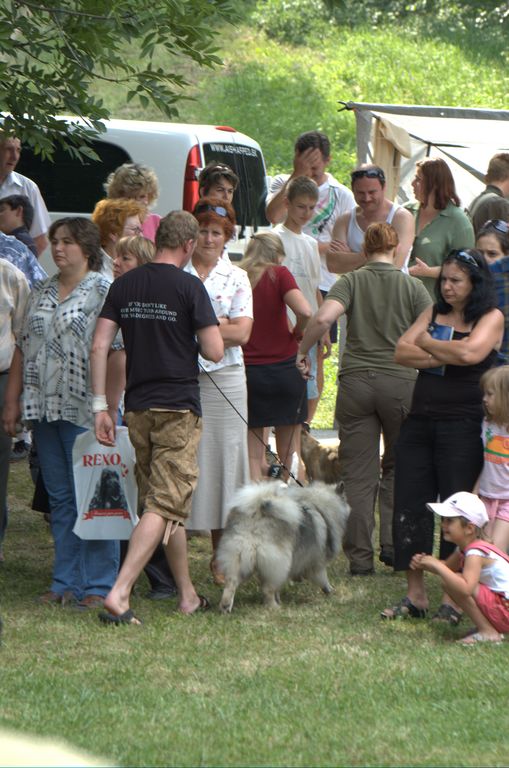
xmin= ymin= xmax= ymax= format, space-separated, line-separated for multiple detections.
xmin=185 ymin=257 xmax=253 ymax=373
xmin=0 ymin=171 xmax=51 ymax=239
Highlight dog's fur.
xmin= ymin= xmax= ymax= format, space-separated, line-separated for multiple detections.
xmin=300 ymin=426 xmax=340 ymax=484
xmin=217 ymin=480 xmax=350 ymax=612
xmin=89 ymin=469 xmax=127 ymax=511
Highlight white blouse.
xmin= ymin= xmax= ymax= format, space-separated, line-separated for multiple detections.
xmin=185 ymin=257 xmax=252 ymax=373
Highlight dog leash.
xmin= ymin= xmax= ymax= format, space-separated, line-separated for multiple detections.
xmin=198 ymin=361 xmax=305 ymax=486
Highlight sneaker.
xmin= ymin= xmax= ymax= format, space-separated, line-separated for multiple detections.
xmin=10 ymin=440 xmax=29 ymax=461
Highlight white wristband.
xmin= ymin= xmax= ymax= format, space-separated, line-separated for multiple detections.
xmin=92 ymin=395 xmax=108 ymax=413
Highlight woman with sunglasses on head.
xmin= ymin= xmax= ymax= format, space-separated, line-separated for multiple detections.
xmin=382 ymin=248 xmax=504 ymax=622
xmin=477 ymin=220 xmax=509 ymax=363
xmin=185 ymin=197 xmax=253 ymax=585
xmin=408 ymin=158 xmax=475 ymax=298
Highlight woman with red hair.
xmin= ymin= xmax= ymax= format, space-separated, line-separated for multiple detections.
xmin=91 ymin=198 xmax=145 ymax=280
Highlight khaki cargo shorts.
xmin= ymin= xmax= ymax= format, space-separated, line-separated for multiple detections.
xmin=125 ymin=409 xmax=202 ymax=525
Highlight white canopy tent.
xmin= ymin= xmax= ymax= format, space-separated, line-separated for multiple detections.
xmin=341 ymin=101 xmax=509 ymax=207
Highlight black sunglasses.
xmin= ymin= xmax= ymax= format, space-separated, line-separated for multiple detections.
xmin=351 ymin=168 xmax=386 ymax=184
xmin=482 ymin=219 xmax=509 ymax=234
xmin=449 ymin=249 xmax=480 ymax=269
xmin=194 ymin=203 xmax=228 ymax=217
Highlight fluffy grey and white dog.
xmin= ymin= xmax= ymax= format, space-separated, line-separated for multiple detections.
xmin=217 ymin=481 xmax=350 ymax=612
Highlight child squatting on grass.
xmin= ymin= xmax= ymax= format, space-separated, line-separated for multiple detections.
xmin=411 ymin=492 xmax=509 ymax=645
xmin=475 ymin=365 xmax=509 ymax=553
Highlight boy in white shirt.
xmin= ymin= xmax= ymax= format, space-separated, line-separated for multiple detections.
xmin=274 ymin=176 xmax=327 ymax=422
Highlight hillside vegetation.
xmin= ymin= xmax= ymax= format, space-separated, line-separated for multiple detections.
xmin=91 ymin=0 xmax=508 ymax=184
xmin=89 ymin=2 xmax=508 ymax=429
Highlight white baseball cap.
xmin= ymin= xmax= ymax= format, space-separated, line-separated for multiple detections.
xmin=427 ymin=492 xmax=489 ymax=528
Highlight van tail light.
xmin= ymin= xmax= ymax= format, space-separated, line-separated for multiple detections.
xmin=183 ymin=144 xmax=202 ymax=212
xmin=215 ymin=126 xmax=236 ymax=132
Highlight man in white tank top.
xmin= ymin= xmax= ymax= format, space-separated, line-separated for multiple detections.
xmin=327 ymin=165 xmax=414 ymax=275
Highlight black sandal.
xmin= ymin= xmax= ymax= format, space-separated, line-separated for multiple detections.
xmin=381 ymin=596 xmax=428 ymax=620
xmin=431 ymin=603 xmax=462 ymax=626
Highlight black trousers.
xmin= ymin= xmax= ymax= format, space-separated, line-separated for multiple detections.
xmin=393 ymin=416 xmax=483 ymax=571
xmin=119 ymin=540 xmax=176 ymax=592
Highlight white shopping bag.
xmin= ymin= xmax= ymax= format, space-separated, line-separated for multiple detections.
xmin=72 ymin=426 xmax=139 ymax=540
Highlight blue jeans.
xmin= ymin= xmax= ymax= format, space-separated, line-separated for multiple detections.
xmin=33 ymin=419 xmax=119 ymax=599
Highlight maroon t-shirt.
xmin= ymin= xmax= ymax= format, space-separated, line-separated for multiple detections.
xmin=243 ymin=265 xmax=299 ymax=365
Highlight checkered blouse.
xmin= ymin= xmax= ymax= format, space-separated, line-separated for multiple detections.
xmin=18 ymin=271 xmax=111 ymax=428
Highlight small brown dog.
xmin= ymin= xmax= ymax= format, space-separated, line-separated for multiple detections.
xmin=300 ymin=424 xmax=340 ymax=484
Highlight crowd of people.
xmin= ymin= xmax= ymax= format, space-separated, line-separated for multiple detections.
xmin=0 ymin=128 xmax=508 ymax=643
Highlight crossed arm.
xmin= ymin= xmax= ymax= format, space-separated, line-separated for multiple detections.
xmin=395 ymin=307 xmax=504 ymax=369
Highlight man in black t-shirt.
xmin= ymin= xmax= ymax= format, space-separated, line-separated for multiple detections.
xmin=91 ymin=211 xmax=223 ymax=624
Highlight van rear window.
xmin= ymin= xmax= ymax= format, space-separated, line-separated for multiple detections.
xmin=203 ymin=143 xmax=269 ymax=231
xmin=17 ymin=141 xmax=131 ymax=213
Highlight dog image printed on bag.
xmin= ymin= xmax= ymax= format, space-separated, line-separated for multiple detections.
xmin=217 ymin=481 xmax=350 ymax=612
xmin=89 ymin=468 xmax=128 ymax=513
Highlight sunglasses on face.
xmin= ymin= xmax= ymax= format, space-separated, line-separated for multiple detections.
xmin=194 ymin=203 xmax=228 ymax=217
xmin=483 ymin=219 xmax=509 ymax=234
xmin=449 ymin=249 xmax=480 ymax=269
xmin=351 ymin=168 xmax=386 ymax=184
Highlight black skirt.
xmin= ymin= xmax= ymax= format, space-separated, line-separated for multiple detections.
xmin=245 ymin=356 xmax=308 ymax=428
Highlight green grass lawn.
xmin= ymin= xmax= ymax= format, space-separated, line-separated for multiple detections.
xmin=3 ymin=10 xmax=508 ymax=766
xmin=1 ymin=460 xmax=508 ymax=767
xmin=313 ymin=345 xmax=339 ymax=430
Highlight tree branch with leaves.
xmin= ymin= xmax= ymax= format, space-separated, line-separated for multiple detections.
xmin=0 ymin=0 xmax=238 ymax=158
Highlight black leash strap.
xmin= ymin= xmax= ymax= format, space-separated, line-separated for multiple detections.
xmin=198 ymin=362 xmax=305 ymax=486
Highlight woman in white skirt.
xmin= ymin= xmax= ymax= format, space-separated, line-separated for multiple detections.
xmin=185 ymin=198 xmax=253 ymax=584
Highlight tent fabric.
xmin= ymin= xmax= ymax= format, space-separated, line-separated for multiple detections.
xmin=377 ymin=117 xmax=411 ymax=157
xmin=342 ymin=101 xmax=509 ymax=206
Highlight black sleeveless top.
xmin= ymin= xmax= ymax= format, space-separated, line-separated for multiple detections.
xmin=410 ymin=309 xmax=497 ymax=421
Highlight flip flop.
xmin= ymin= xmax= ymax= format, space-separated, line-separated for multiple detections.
xmin=380 ymin=596 xmax=428 ymax=620
xmin=181 ymin=595 xmax=211 ymax=615
xmin=457 ymin=632 xmax=503 ymax=646
xmin=99 ymin=609 xmax=142 ymax=626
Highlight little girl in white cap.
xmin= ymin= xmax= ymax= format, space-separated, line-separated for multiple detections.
xmin=411 ymin=491 xmax=509 ymax=645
